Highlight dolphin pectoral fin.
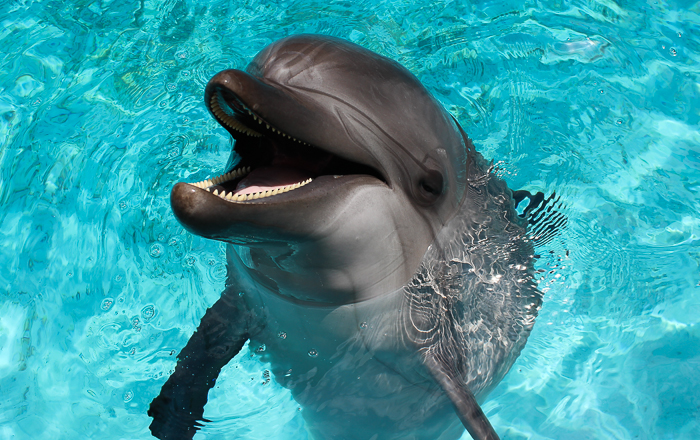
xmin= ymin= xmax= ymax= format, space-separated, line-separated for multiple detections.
xmin=148 ymin=294 xmax=250 ymax=440
xmin=519 ymin=190 xmax=568 ymax=246
xmin=424 ymin=353 xmax=500 ymax=440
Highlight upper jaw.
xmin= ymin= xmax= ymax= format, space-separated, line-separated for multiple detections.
xmin=203 ymin=69 xmax=389 ymax=184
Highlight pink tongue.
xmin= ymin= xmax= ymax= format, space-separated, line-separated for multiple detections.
xmin=233 ymin=167 xmax=312 ymax=196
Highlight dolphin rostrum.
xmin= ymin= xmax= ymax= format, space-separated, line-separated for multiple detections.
xmin=148 ymin=34 xmax=563 ymax=440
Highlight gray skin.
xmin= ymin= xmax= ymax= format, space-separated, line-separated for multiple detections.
xmin=148 ymin=35 xmax=544 ymax=440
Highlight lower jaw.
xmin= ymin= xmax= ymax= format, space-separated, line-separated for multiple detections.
xmin=187 ymin=164 xmax=317 ymax=203
xmin=170 ymin=174 xmax=388 ymax=247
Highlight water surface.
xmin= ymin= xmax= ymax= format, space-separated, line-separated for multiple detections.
xmin=1 ymin=0 xmax=699 ymax=439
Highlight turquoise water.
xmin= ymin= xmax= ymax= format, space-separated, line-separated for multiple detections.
xmin=1 ymin=0 xmax=699 ymax=438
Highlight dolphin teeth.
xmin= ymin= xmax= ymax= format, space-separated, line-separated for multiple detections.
xmin=210 ymin=95 xmax=314 ymax=145
xmin=210 ymin=95 xmax=262 ymax=137
xmin=190 ymin=166 xmax=253 ymax=191
xmin=196 ymin=172 xmax=313 ymax=204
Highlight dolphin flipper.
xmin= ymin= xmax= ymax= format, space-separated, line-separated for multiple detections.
xmin=148 ymin=293 xmax=251 ymax=440
xmin=424 ymin=353 xmax=500 ymax=440
xmin=516 ymin=190 xmax=568 ymax=246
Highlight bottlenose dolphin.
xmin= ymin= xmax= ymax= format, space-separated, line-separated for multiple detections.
xmin=148 ymin=34 xmax=562 ymax=440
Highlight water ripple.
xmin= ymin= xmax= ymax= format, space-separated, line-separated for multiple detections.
xmin=1 ymin=0 xmax=699 ymax=439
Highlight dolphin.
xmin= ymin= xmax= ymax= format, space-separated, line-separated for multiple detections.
xmin=148 ymin=34 xmax=561 ymax=440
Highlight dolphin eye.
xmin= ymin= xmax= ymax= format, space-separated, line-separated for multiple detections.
xmin=418 ymin=170 xmax=443 ymax=202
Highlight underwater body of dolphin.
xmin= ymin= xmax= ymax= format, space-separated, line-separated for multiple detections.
xmin=148 ymin=34 xmax=563 ymax=440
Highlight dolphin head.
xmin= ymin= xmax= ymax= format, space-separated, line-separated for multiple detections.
xmin=171 ymin=35 xmax=473 ymax=304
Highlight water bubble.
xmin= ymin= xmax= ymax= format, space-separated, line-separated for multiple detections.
xmin=277 ymin=331 xmax=287 ymax=339
xmin=308 ymin=349 xmax=318 ymax=358
xmin=141 ymin=305 xmax=155 ymax=320
xmin=101 ymin=298 xmax=114 ymax=311
xmin=210 ymin=264 xmax=226 ymax=280
xmin=359 ymin=322 xmax=368 ymax=329
xmin=149 ymin=243 xmax=164 ymax=258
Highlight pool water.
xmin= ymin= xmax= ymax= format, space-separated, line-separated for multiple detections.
xmin=1 ymin=0 xmax=699 ymax=439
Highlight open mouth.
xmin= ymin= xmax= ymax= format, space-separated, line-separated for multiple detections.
xmin=187 ymin=88 xmax=386 ymax=204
